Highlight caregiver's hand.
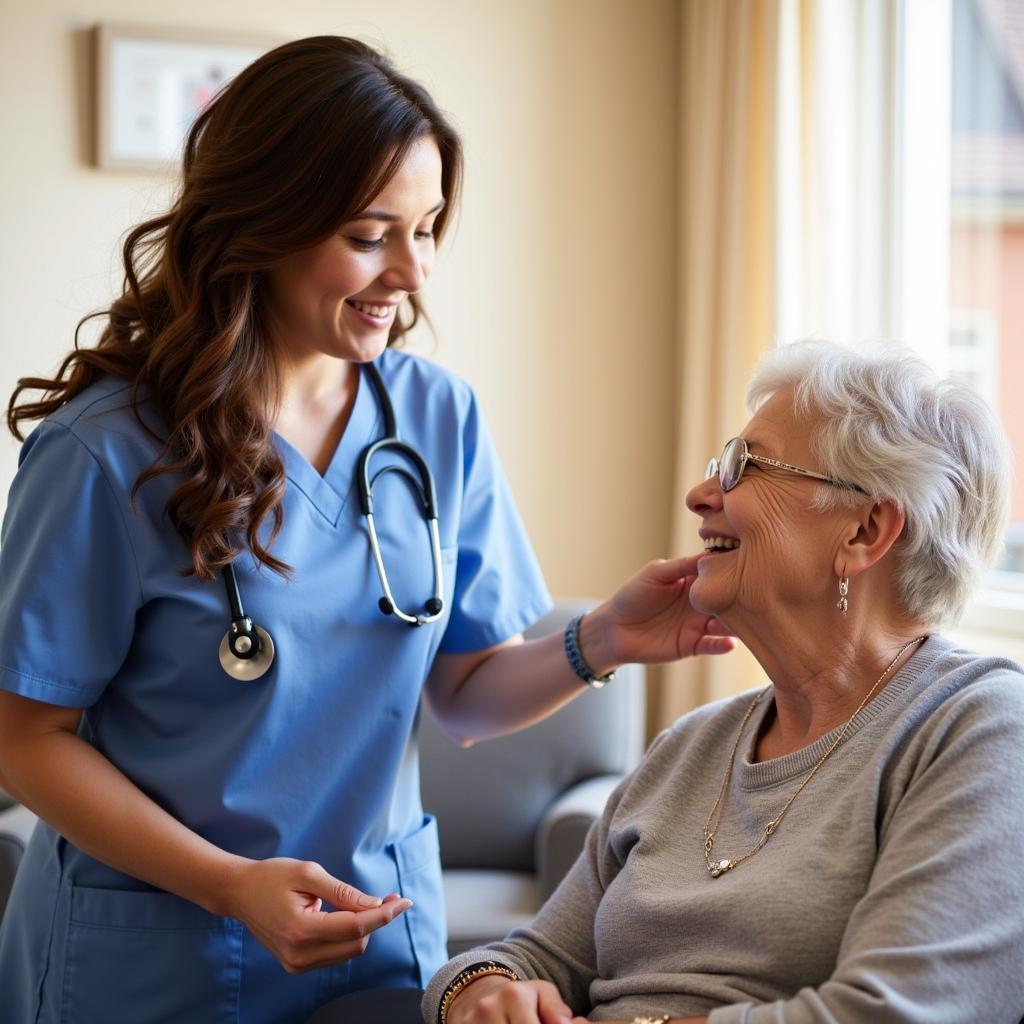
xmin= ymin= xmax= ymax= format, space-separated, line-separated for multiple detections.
xmin=448 ymin=977 xmax=573 ymax=1024
xmin=224 ymin=857 xmax=411 ymax=973
xmin=581 ymin=555 xmax=735 ymax=670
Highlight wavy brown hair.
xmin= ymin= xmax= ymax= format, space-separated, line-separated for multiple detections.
xmin=8 ymin=36 xmax=462 ymax=580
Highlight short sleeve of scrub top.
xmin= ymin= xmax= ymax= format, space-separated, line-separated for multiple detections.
xmin=438 ymin=386 xmax=551 ymax=653
xmin=0 ymin=420 xmax=143 ymax=706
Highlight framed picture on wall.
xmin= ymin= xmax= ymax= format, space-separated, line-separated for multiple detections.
xmin=94 ymin=24 xmax=281 ymax=172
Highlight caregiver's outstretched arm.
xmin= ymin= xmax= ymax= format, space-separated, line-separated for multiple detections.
xmin=426 ymin=554 xmax=734 ymax=746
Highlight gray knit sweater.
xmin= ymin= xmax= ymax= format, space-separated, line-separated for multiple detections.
xmin=423 ymin=636 xmax=1024 ymax=1023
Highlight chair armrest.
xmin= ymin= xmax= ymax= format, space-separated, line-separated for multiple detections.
xmin=0 ymin=802 xmax=38 ymax=853
xmin=0 ymin=803 xmax=38 ymax=923
xmin=535 ymin=773 xmax=621 ymax=901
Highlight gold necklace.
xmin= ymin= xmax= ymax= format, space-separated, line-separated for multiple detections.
xmin=702 ymin=636 xmax=927 ymax=878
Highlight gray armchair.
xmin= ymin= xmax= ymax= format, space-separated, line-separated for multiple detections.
xmin=420 ymin=599 xmax=646 ymax=955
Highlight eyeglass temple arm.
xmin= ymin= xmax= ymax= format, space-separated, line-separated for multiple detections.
xmin=746 ymin=453 xmax=868 ymax=494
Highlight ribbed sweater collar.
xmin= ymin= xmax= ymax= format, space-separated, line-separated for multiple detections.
xmin=736 ymin=634 xmax=953 ymax=789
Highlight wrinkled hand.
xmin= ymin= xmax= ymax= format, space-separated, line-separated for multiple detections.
xmin=224 ymin=857 xmax=410 ymax=974
xmin=591 ymin=555 xmax=734 ymax=667
xmin=448 ymin=976 xmax=573 ymax=1024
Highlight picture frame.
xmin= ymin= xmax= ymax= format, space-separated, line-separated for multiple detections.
xmin=94 ymin=23 xmax=281 ymax=172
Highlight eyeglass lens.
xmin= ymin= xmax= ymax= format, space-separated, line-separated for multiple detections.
xmin=718 ymin=438 xmax=745 ymax=491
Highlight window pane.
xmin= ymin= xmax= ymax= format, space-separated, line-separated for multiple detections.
xmin=950 ymin=0 xmax=1024 ymax=575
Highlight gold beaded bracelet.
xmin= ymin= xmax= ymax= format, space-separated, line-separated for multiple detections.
xmin=438 ymin=960 xmax=521 ymax=1023
xmin=632 ymin=1015 xmax=670 ymax=1024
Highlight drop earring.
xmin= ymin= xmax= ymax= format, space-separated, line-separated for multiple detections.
xmin=836 ymin=576 xmax=849 ymax=614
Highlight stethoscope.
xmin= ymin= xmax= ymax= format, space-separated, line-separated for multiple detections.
xmin=218 ymin=361 xmax=445 ymax=681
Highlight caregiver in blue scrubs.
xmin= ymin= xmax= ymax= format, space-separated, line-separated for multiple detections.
xmin=0 ymin=36 xmax=732 ymax=1023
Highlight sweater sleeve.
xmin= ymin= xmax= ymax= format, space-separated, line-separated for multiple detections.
xmin=421 ymin=729 xmax=673 ymax=1022
xmin=709 ymin=676 xmax=1024 ymax=1024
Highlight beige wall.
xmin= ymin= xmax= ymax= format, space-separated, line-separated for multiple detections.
xmin=0 ymin=0 xmax=680 ymax=602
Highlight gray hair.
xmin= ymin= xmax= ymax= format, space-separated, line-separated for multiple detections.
xmin=747 ymin=340 xmax=1011 ymax=628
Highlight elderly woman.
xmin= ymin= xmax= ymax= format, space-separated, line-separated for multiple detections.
xmin=422 ymin=341 xmax=1024 ymax=1024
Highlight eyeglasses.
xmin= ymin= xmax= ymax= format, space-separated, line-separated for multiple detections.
xmin=705 ymin=437 xmax=867 ymax=494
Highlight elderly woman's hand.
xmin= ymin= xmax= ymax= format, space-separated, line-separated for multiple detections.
xmin=447 ymin=975 xmax=573 ymax=1024
xmin=569 ymin=1019 xmax=708 ymax=1023
xmin=580 ymin=555 xmax=734 ymax=671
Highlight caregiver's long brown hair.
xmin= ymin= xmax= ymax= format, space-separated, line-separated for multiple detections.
xmin=7 ymin=36 xmax=462 ymax=581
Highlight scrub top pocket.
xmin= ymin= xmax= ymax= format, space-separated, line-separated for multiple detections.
xmin=61 ymin=886 xmax=243 ymax=1024
xmin=388 ymin=814 xmax=446 ymax=988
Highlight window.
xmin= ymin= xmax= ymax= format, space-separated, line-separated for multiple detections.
xmin=950 ymin=0 xmax=1024 ymax=580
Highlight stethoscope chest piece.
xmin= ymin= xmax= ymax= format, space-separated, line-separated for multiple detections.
xmin=219 ymin=624 xmax=275 ymax=681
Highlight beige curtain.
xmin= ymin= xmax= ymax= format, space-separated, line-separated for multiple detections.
xmin=777 ymin=0 xmax=950 ymax=357
xmin=649 ymin=0 xmax=781 ymax=733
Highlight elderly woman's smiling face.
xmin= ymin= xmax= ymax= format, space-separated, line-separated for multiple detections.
xmin=686 ymin=387 xmax=856 ymax=623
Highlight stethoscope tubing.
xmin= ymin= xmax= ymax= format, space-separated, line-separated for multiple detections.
xmin=218 ymin=359 xmax=445 ymax=680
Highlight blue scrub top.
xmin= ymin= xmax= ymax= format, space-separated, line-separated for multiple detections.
xmin=0 ymin=349 xmax=551 ymax=1024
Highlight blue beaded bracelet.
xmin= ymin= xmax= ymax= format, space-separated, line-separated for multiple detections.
xmin=564 ymin=613 xmax=616 ymax=688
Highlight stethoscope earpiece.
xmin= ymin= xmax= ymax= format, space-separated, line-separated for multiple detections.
xmin=377 ymin=595 xmax=444 ymax=626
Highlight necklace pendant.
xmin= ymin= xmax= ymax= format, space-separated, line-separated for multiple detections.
xmin=710 ymin=858 xmax=733 ymax=878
